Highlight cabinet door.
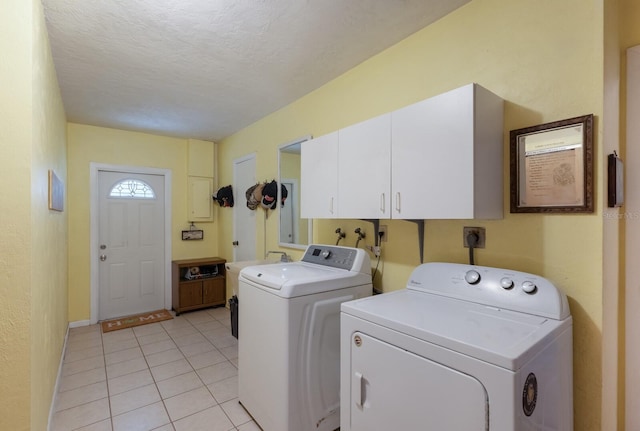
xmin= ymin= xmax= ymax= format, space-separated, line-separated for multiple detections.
xmin=391 ymin=85 xmax=475 ymax=219
xmin=188 ymin=176 xmax=214 ymax=222
xmin=301 ymin=131 xmax=339 ymax=218
xmin=203 ymin=278 xmax=225 ymax=304
xmin=348 ymin=332 xmax=487 ymax=430
xmin=180 ymin=280 xmax=203 ymax=307
xmin=338 ymin=114 xmax=391 ymax=219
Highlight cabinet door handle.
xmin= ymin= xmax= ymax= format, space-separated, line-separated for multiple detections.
xmin=395 ymin=192 xmax=401 ymax=213
xmin=330 ymin=197 xmax=334 ymax=214
xmin=380 ymin=193 xmax=385 ymax=213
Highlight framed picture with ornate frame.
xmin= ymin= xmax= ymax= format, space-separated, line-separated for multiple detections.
xmin=510 ymin=114 xmax=594 ymax=213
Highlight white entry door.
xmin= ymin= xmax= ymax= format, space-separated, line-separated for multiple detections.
xmin=98 ymin=170 xmax=165 ymax=320
xmin=233 ymin=154 xmax=257 ymax=261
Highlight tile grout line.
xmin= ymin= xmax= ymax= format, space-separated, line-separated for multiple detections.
xmin=54 ymin=309 xmax=241 ymax=431
xmin=101 ymin=325 xmax=115 ymax=431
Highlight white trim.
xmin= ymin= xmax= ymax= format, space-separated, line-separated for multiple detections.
xmin=280 ymin=178 xmax=301 ymax=246
xmin=47 ymin=325 xmax=69 ymax=431
xmin=277 ymin=135 xmax=313 ymax=250
xmin=90 ymin=163 xmax=172 ymax=324
xmin=68 ymin=320 xmax=91 ymax=328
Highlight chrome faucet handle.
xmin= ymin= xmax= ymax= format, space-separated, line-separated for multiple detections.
xmin=265 ymin=250 xmax=290 ymax=262
xmin=280 ymin=253 xmax=291 ymax=262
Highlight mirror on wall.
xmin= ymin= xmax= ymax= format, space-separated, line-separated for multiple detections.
xmin=278 ymin=136 xmax=312 ymax=249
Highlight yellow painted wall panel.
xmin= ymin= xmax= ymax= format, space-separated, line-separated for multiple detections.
xmin=0 ymin=0 xmax=69 ymax=429
xmin=30 ymin=0 xmax=69 ymax=429
xmin=188 ymin=138 xmax=214 ymax=177
xmin=67 ymin=124 xmax=220 ymax=321
xmin=0 ymin=1 xmax=35 ymax=430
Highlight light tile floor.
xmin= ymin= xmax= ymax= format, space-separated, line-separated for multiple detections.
xmin=51 ymin=307 xmax=261 ymax=431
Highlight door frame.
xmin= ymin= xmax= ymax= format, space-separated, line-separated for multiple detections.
xmin=626 ymin=45 xmax=640 ymax=430
xmin=279 ymin=178 xmax=300 ymax=245
xmin=89 ymin=163 xmax=172 ymax=324
xmin=233 ymin=153 xmax=257 ymax=262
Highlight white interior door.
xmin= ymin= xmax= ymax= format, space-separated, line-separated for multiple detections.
xmin=98 ymin=170 xmax=165 ymax=320
xmin=233 ymin=154 xmax=257 ymax=261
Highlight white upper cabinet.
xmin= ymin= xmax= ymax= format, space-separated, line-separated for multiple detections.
xmin=338 ymin=113 xmax=392 ymax=219
xmin=391 ymin=83 xmax=503 ymax=219
xmin=300 ymin=83 xmax=503 ymax=220
xmin=301 ymin=131 xmax=339 ymax=218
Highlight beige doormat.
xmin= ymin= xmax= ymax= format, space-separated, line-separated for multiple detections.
xmin=101 ymin=309 xmax=173 ymax=333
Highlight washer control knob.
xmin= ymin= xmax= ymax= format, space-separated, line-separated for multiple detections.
xmin=522 ymin=281 xmax=537 ymax=294
xmin=321 ymin=250 xmax=332 ymax=259
xmin=500 ymin=277 xmax=514 ymax=289
xmin=464 ymin=270 xmax=481 ymax=285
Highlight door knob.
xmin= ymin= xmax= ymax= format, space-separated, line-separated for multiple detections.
xmin=100 ymin=255 xmax=107 ymax=261
xmin=232 ymin=241 xmax=239 ymax=246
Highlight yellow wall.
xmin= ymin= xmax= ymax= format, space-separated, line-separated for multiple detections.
xmin=0 ymin=1 xmax=34 ymax=428
xmin=30 ymin=0 xmax=69 ymax=428
xmin=67 ymin=124 xmax=218 ymax=321
xmin=0 ymin=0 xmax=69 ymax=429
xmin=217 ymin=0 xmax=605 ymax=429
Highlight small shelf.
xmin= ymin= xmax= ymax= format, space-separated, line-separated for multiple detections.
xmin=172 ymin=257 xmax=226 ymax=315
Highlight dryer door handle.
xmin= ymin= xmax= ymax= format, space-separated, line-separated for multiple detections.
xmin=354 ymin=371 xmax=364 ymax=408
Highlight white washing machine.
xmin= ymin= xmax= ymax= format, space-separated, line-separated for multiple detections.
xmin=340 ymin=262 xmax=573 ymax=431
xmin=238 ymin=244 xmax=372 ymax=431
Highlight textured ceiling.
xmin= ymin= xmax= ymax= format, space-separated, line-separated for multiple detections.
xmin=42 ymin=0 xmax=470 ymax=141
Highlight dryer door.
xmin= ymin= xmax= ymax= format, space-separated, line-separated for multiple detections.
xmin=348 ymin=332 xmax=488 ymax=431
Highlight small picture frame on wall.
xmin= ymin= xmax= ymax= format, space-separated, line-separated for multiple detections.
xmin=509 ymin=114 xmax=594 ymax=213
xmin=182 ymin=230 xmax=204 ymax=240
xmin=608 ymin=152 xmax=624 ymax=207
xmin=48 ymin=169 xmax=64 ymax=212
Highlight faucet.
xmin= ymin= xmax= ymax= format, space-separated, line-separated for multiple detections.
xmin=354 ymin=227 xmax=366 ymax=248
xmin=265 ymin=251 xmax=291 ymax=262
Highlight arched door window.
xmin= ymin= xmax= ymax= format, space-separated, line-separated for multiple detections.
xmin=109 ymin=179 xmax=156 ymax=199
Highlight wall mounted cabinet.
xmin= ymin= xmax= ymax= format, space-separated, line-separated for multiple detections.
xmin=188 ymin=176 xmax=214 ymax=222
xmin=301 ymin=83 xmax=504 ymax=220
xmin=338 ymin=113 xmax=392 ymax=219
xmin=391 ymin=83 xmax=503 ymax=219
xmin=301 ymin=131 xmax=339 ymax=218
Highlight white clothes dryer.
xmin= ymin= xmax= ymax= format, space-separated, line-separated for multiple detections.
xmin=238 ymin=244 xmax=372 ymax=431
xmin=341 ymin=262 xmax=573 ymax=431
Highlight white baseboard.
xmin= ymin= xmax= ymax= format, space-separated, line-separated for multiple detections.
xmin=68 ymin=319 xmax=91 ymax=328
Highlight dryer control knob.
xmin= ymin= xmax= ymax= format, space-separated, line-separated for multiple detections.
xmin=522 ymin=281 xmax=537 ymax=294
xmin=500 ymin=277 xmax=514 ymax=289
xmin=464 ymin=270 xmax=481 ymax=285
xmin=321 ymin=250 xmax=332 ymax=259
